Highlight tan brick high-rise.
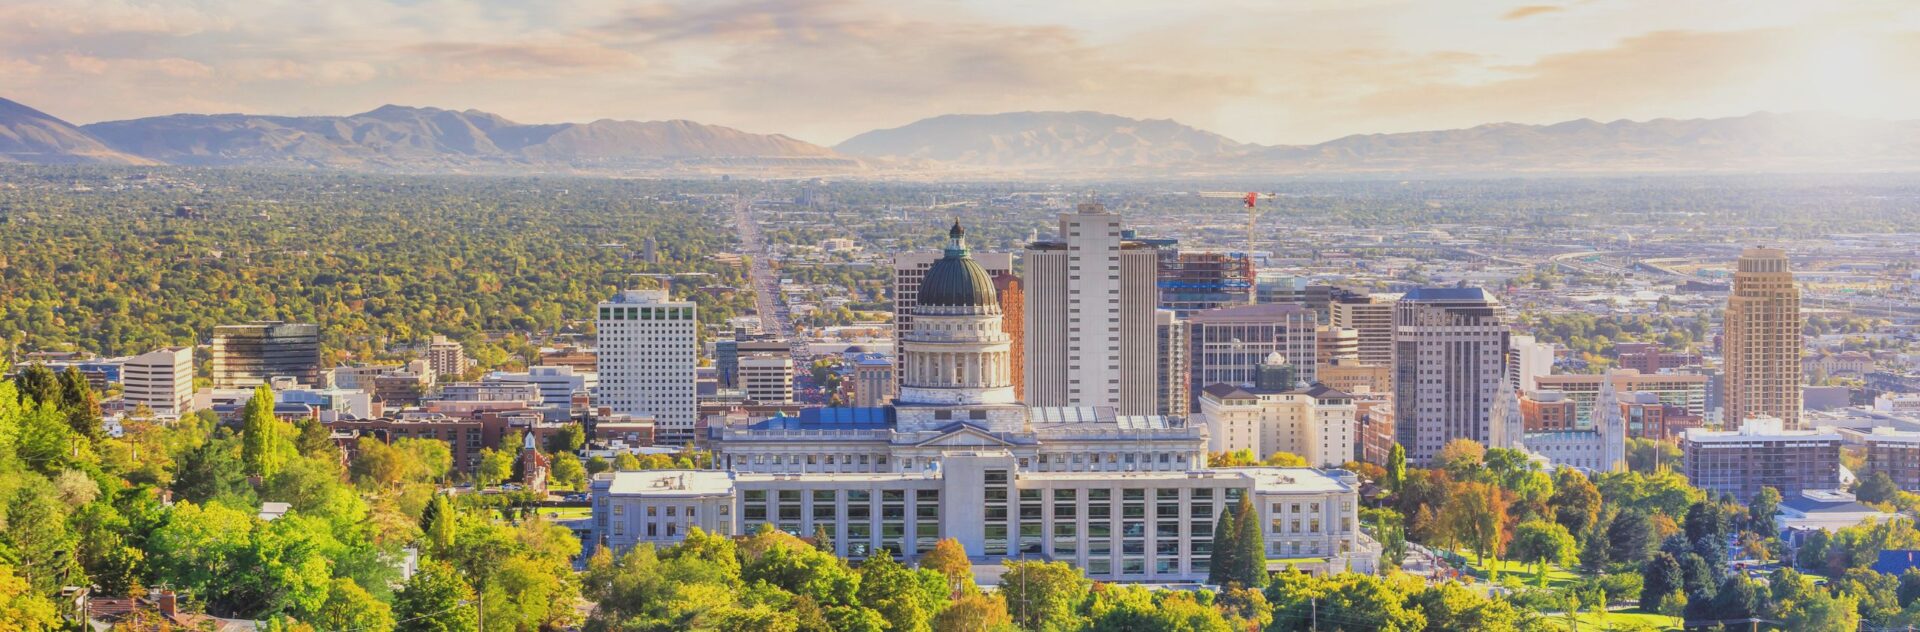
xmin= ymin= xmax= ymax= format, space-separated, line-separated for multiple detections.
xmin=1724 ymin=247 xmax=1803 ymax=428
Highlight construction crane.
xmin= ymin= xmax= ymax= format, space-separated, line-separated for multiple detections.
xmin=1198 ymin=191 xmax=1278 ymax=256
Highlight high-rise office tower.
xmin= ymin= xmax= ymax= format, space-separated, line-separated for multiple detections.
xmin=211 ymin=321 xmax=321 ymax=388
xmin=122 ymin=347 xmax=194 ymax=415
xmin=893 ymin=248 xmax=1014 ymax=395
xmin=1331 ymin=293 xmax=1399 ymax=370
xmin=1154 ymin=309 xmax=1189 ymax=417
xmin=1392 ymin=288 xmax=1511 ymax=465
xmin=1024 ymin=203 xmax=1159 ymax=414
xmin=425 ymin=335 xmax=469 ymax=380
xmin=1185 ymin=303 xmax=1318 ymax=413
xmin=1724 ymin=247 xmax=1803 ymax=428
xmin=597 ymin=289 xmax=698 ymax=444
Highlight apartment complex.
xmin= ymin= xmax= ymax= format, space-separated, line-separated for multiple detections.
xmin=1724 ymin=247 xmax=1804 ymax=428
xmin=122 ymin=347 xmax=194 ymax=415
xmin=1866 ymin=429 xmax=1920 ymax=492
xmin=852 ymin=354 xmax=896 ymax=408
xmin=596 ymin=290 xmax=699 ymax=445
xmin=1197 ymin=375 xmax=1357 ymax=468
xmin=1682 ymin=416 xmax=1840 ymax=499
xmin=1154 ymin=310 xmax=1190 ymax=418
xmin=1392 ymin=288 xmax=1511 ymax=464
xmin=211 ymin=321 xmax=321 ymax=388
xmin=1025 ymin=203 xmax=1159 ymax=415
xmin=424 ymin=335 xmax=469 ymax=379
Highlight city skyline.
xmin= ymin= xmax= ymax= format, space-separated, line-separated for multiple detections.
xmin=1 ymin=0 xmax=1916 ymax=145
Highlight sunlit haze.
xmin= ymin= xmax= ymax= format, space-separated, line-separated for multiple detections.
xmin=4 ymin=0 xmax=1918 ymax=144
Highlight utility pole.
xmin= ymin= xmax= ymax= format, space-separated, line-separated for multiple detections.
xmin=1310 ymin=596 xmax=1317 ymax=631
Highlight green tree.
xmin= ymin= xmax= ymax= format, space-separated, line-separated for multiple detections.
xmin=1386 ymin=443 xmax=1407 ymax=493
xmin=1606 ymin=509 xmax=1656 ymax=565
xmin=1748 ymin=486 xmax=1782 ymax=533
xmin=1 ymin=483 xmax=82 ymax=596
xmin=1232 ymin=494 xmax=1268 ymax=588
xmin=57 ymin=366 xmax=102 ymax=440
xmin=395 ymin=562 xmax=478 ymax=632
xmin=1641 ymin=553 xmax=1684 ymax=613
xmin=313 ymin=577 xmax=396 ymax=632
xmin=857 ymin=554 xmax=947 ymax=632
xmin=546 ymin=423 xmax=586 ymax=453
xmin=294 ymin=416 xmax=336 ymax=458
xmin=1208 ymin=499 xmax=1243 ymax=587
xmin=997 ymin=561 xmax=1089 ymax=632
xmin=550 ymin=452 xmax=587 ymax=490
xmin=1508 ymin=520 xmax=1577 ymax=587
xmin=1410 ymin=581 xmax=1524 ymax=631
xmin=1783 ymin=588 xmax=1862 ymax=632
xmin=475 ymin=448 xmax=514 ymax=487
xmin=241 ymin=383 xmax=292 ymax=479
xmin=1550 ymin=468 xmax=1602 ymax=535
xmin=1857 ymin=471 xmax=1900 ymax=504
xmin=14 ymin=364 xmax=59 ymax=407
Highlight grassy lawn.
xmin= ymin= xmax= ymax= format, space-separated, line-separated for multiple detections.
xmin=1548 ymin=607 xmax=1680 ymax=631
xmin=540 ymin=506 xmax=592 ymax=520
xmin=1448 ymin=549 xmax=1583 ymax=589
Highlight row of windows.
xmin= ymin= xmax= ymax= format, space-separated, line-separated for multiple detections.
xmin=600 ymin=306 xmax=695 ymax=321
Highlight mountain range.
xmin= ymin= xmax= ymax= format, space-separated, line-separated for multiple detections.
xmin=6 ymin=95 xmax=1919 ymax=176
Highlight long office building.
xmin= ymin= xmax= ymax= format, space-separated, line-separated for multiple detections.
xmin=1186 ymin=303 xmax=1318 ymax=413
xmin=211 ymin=321 xmax=321 ymax=388
xmin=1533 ymin=369 xmax=1709 ymax=428
xmin=1682 ymin=416 xmax=1839 ymax=499
xmin=1025 ymin=203 xmax=1159 ymax=415
xmin=597 ymin=289 xmax=699 ymax=445
xmin=1724 ymin=247 xmax=1804 ymax=428
xmin=1392 ymin=288 xmax=1511 ymax=465
xmin=122 ymin=347 xmax=195 ymax=415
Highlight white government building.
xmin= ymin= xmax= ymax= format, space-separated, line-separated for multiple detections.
xmin=590 ymin=224 xmax=1379 ymax=581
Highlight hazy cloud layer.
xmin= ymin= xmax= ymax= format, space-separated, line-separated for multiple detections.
xmin=0 ymin=0 xmax=1914 ymax=144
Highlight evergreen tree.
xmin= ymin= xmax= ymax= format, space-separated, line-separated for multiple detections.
xmin=15 ymin=364 xmax=59 ymax=407
xmin=56 ymin=366 xmax=102 ymax=440
xmin=1899 ymin=568 xmax=1920 ymax=608
xmin=1208 ymin=500 xmax=1242 ymax=587
xmin=1 ymin=483 xmax=83 ymax=595
xmin=1709 ymin=576 xmax=1760 ymax=621
xmin=1641 ymin=553 xmax=1684 ymax=613
xmin=1606 ymin=509 xmax=1656 ymax=564
xmin=1234 ymin=494 xmax=1268 ymax=588
xmin=812 ymin=524 xmax=834 ymax=554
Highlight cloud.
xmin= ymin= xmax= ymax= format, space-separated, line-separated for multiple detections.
xmin=1502 ymin=5 xmax=1563 ymax=20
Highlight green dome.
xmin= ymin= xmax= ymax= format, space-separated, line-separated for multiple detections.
xmin=919 ymin=222 xmax=1000 ymax=309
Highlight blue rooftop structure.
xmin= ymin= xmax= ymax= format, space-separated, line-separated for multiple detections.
xmin=1874 ymin=550 xmax=1920 ymax=576
xmin=749 ymin=407 xmax=895 ymax=430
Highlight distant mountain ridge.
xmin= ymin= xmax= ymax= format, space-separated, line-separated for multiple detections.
xmin=75 ymin=104 xmax=849 ymax=171
xmin=835 ymin=111 xmax=1242 ymax=169
xmin=1237 ymin=112 xmax=1920 ymax=173
xmin=5 ymin=95 xmax=1917 ymax=175
xmin=0 ymin=97 xmax=154 ymax=165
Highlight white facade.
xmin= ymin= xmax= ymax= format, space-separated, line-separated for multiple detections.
xmin=486 ymin=365 xmax=597 ymax=410
xmin=425 ymin=335 xmax=469 ymax=379
xmin=122 ymin=347 xmax=194 ymax=415
xmin=739 ymin=353 xmax=795 ymax=404
xmin=591 ymin=462 xmax=1378 ymax=582
xmin=1025 ymin=203 xmax=1159 ymax=415
xmin=1196 ymin=382 xmax=1357 ymax=468
xmin=1508 ymin=334 xmax=1554 ymax=391
xmin=597 ymin=290 xmax=698 ymax=445
xmin=892 ymin=250 xmax=1013 ymax=394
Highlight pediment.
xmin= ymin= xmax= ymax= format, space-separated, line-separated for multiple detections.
xmin=912 ymin=423 xmax=1015 ymax=448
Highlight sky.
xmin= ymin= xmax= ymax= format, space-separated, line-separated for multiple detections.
xmin=3 ymin=0 xmax=1918 ymax=146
